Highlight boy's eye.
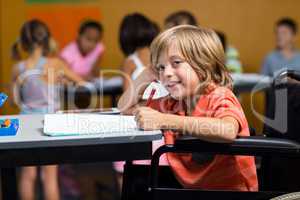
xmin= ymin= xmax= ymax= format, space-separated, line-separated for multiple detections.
xmin=172 ymin=60 xmax=182 ymax=66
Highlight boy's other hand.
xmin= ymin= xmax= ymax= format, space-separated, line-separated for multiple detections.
xmin=133 ymin=107 xmax=164 ymax=130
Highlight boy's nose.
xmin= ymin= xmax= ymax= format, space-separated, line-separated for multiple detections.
xmin=163 ymin=64 xmax=174 ymax=78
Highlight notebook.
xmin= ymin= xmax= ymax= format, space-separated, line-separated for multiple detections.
xmin=44 ymin=114 xmax=145 ymax=137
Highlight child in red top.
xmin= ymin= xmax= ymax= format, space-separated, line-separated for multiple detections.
xmin=118 ymin=25 xmax=258 ymax=191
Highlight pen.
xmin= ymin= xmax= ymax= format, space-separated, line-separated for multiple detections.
xmin=146 ymin=88 xmax=156 ymax=107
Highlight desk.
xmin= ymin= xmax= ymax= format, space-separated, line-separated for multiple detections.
xmin=0 ymin=114 xmax=162 ymax=199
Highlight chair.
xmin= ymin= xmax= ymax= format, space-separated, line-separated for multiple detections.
xmin=148 ymin=136 xmax=300 ymax=200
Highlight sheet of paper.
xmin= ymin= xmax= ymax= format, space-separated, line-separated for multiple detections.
xmin=142 ymin=81 xmax=169 ymax=100
xmin=56 ymin=107 xmax=120 ymax=114
xmin=44 ymin=114 xmax=139 ymax=136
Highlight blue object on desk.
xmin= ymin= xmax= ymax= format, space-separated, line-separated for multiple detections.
xmin=0 ymin=93 xmax=8 ymax=108
xmin=0 ymin=119 xmax=19 ymax=136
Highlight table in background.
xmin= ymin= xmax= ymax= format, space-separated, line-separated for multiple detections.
xmin=64 ymin=74 xmax=272 ymax=108
xmin=62 ymin=77 xmax=123 ymax=108
xmin=231 ymin=73 xmax=271 ymax=94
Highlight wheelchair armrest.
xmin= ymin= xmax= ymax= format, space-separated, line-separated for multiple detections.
xmin=173 ymin=136 xmax=300 ymax=156
xmin=150 ymin=136 xmax=300 ymax=188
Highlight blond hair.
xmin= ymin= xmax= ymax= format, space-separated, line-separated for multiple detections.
xmin=150 ymin=25 xmax=232 ymax=92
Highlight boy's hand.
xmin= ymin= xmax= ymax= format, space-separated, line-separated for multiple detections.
xmin=136 ymin=67 xmax=158 ymax=83
xmin=133 ymin=107 xmax=165 ymax=130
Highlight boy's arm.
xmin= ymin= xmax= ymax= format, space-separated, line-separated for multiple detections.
xmin=117 ymin=68 xmax=157 ymax=115
xmin=165 ymin=114 xmax=239 ymax=143
xmin=134 ymin=107 xmax=240 ymax=143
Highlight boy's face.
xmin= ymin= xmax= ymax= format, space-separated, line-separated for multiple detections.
xmin=157 ymin=42 xmax=200 ymax=100
xmin=78 ymin=28 xmax=101 ymax=55
xmin=275 ymin=25 xmax=296 ymax=49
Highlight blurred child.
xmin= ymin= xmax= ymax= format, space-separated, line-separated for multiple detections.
xmin=119 ymin=13 xmax=159 ymax=89
xmin=118 ymin=25 xmax=258 ymax=191
xmin=216 ymin=30 xmax=243 ymax=73
xmin=164 ymin=10 xmax=198 ymax=29
xmin=60 ymin=20 xmax=104 ymax=80
xmin=261 ymin=18 xmax=300 ymax=76
xmin=261 ymin=18 xmax=300 ymax=142
xmin=11 ymin=19 xmax=85 ymax=200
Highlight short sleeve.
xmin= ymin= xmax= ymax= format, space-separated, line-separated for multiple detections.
xmin=59 ymin=42 xmax=74 ymax=64
xmin=210 ymin=90 xmax=247 ymax=134
xmin=148 ymin=99 xmax=164 ymax=111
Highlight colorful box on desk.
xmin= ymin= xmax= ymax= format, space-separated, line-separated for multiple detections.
xmin=0 ymin=93 xmax=19 ymax=136
xmin=0 ymin=119 xmax=19 ymax=136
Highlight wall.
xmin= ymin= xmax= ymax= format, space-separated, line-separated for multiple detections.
xmin=1 ymin=0 xmax=300 ymax=130
xmin=1 ymin=0 xmax=27 ymax=114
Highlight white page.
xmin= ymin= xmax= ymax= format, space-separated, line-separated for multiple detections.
xmin=44 ymin=114 xmax=139 ymax=136
xmin=142 ymin=81 xmax=169 ymax=100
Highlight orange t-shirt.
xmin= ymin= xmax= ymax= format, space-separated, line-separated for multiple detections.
xmin=149 ymin=86 xmax=258 ymax=191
